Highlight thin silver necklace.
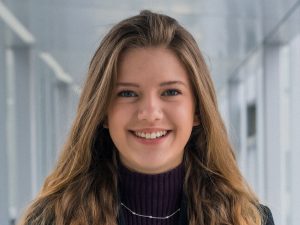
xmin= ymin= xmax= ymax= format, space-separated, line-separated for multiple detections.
xmin=120 ymin=202 xmax=180 ymax=220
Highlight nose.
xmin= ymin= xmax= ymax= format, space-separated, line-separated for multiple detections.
xmin=137 ymin=95 xmax=163 ymax=122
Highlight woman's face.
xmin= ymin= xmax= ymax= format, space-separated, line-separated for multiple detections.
xmin=107 ymin=47 xmax=198 ymax=174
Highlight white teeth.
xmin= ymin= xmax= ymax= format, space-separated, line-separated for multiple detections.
xmin=134 ymin=130 xmax=168 ymax=139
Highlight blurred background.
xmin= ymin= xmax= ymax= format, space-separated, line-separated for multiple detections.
xmin=0 ymin=0 xmax=299 ymax=224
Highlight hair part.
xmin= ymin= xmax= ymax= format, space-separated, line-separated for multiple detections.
xmin=19 ymin=10 xmax=263 ymax=225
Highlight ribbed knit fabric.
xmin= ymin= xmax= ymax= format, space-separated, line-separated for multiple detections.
xmin=118 ymin=162 xmax=185 ymax=225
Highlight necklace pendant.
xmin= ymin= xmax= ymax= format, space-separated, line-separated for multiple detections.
xmin=120 ymin=202 xmax=180 ymax=220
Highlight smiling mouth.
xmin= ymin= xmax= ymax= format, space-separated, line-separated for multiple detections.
xmin=130 ymin=130 xmax=170 ymax=140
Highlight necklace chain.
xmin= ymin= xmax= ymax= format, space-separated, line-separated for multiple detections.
xmin=120 ymin=202 xmax=180 ymax=220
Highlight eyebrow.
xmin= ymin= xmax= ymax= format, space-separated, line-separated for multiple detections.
xmin=116 ymin=81 xmax=187 ymax=87
xmin=160 ymin=81 xmax=187 ymax=87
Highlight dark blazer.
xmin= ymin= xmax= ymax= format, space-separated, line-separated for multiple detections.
xmin=117 ymin=195 xmax=275 ymax=225
xmin=261 ymin=206 xmax=275 ymax=225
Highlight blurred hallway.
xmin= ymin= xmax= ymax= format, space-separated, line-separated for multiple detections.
xmin=0 ymin=1 xmax=300 ymax=224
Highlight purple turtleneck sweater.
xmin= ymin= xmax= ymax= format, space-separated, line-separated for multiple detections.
xmin=118 ymin=162 xmax=185 ymax=225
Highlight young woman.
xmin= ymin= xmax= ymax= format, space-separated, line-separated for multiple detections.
xmin=19 ymin=10 xmax=274 ymax=225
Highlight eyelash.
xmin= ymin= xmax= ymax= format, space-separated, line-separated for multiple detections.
xmin=161 ymin=89 xmax=181 ymax=96
xmin=117 ymin=89 xmax=181 ymax=97
xmin=117 ymin=90 xmax=137 ymax=97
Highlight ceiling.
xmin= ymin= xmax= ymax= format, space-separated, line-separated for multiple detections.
xmin=2 ymin=0 xmax=300 ymax=90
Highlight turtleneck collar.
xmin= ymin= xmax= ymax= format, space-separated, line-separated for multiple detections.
xmin=118 ymin=161 xmax=185 ymax=224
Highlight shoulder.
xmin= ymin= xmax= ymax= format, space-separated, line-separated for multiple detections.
xmin=259 ymin=204 xmax=275 ymax=225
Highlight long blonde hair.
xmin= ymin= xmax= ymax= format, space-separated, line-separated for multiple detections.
xmin=19 ymin=10 xmax=265 ymax=225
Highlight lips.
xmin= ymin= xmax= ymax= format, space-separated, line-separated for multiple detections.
xmin=134 ymin=130 xmax=168 ymax=139
xmin=129 ymin=129 xmax=171 ymax=140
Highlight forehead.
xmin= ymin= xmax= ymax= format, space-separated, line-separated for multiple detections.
xmin=117 ymin=47 xmax=190 ymax=83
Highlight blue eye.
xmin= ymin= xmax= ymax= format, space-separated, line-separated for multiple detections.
xmin=162 ymin=89 xmax=181 ymax=96
xmin=117 ymin=90 xmax=137 ymax=97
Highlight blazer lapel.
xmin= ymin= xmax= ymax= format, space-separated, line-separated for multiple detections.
xmin=178 ymin=193 xmax=188 ymax=225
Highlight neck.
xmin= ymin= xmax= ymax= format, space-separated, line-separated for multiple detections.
xmin=118 ymin=161 xmax=185 ymax=224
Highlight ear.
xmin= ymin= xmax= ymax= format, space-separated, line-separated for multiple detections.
xmin=103 ymin=117 xmax=109 ymax=129
xmin=193 ymin=114 xmax=200 ymax=126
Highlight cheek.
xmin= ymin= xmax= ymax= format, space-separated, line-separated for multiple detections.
xmin=107 ymin=104 xmax=135 ymax=127
xmin=169 ymin=101 xmax=195 ymax=123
